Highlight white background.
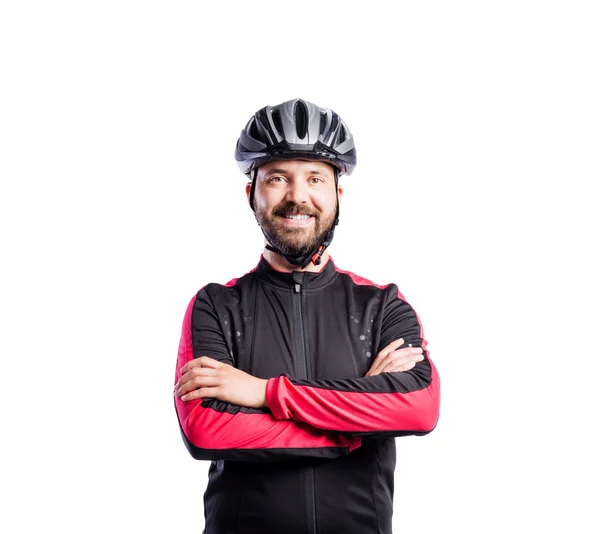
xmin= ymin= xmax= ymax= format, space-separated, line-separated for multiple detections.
xmin=1 ymin=1 xmax=598 ymax=532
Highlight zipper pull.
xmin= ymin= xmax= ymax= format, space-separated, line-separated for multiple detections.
xmin=292 ymin=271 xmax=304 ymax=293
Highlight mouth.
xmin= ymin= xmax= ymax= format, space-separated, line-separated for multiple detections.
xmin=277 ymin=214 xmax=314 ymax=226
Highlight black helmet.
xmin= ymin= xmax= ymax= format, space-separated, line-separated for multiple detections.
xmin=234 ymin=98 xmax=357 ymax=177
xmin=235 ymin=98 xmax=357 ymax=269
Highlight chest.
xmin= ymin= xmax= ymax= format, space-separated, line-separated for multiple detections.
xmin=217 ymin=281 xmax=385 ymax=380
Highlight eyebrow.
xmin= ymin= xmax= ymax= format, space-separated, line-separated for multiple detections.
xmin=264 ymin=168 xmax=329 ymax=177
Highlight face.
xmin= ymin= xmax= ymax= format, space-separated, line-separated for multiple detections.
xmin=247 ymin=160 xmax=343 ymax=258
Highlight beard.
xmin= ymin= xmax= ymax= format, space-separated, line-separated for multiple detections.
xmin=256 ymin=201 xmax=337 ymax=259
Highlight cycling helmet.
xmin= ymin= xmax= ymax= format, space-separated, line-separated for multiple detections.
xmin=235 ymin=98 xmax=357 ymax=178
xmin=234 ymin=98 xmax=357 ymax=269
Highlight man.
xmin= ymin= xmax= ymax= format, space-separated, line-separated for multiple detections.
xmin=173 ymin=98 xmax=440 ymax=534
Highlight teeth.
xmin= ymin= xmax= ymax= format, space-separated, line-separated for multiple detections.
xmin=284 ymin=215 xmax=311 ymax=220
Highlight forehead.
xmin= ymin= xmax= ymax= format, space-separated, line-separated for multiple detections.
xmin=257 ymin=159 xmax=335 ymax=176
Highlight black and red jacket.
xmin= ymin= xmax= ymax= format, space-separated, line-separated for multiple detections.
xmin=174 ymin=256 xmax=440 ymax=534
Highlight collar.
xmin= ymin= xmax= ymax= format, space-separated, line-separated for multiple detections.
xmin=256 ymin=254 xmax=338 ymax=291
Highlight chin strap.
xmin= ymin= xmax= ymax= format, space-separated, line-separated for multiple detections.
xmin=251 ymin=168 xmax=340 ymax=269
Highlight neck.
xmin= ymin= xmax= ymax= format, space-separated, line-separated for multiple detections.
xmin=262 ymin=244 xmax=330 ymax=273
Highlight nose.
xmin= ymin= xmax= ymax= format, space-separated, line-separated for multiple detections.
xmin=285 ymin=179 xmax=309 ymax=205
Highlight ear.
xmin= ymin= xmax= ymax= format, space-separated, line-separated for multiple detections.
xmin=245 ymin=182 xmax=252 ymax=203
xmin=337 ymin=184 xmax=343 ymax=199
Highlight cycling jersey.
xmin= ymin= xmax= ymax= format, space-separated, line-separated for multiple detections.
xmin=174 ymin=255 xmax=440 ymax=534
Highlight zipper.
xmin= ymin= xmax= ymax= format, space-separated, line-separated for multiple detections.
xmin=291 ymin=271 xmax=317 ymax=534
xmin=292 ymin=271 xmax=308 ymax=380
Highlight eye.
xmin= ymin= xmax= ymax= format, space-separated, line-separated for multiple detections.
xmin=268 ymin=176 xmax=285 ymax=184
xmin=308 ymin=176 xmax=324 ymax=184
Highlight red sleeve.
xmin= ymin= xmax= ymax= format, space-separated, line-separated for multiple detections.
xmin=174 ymin=292 xmax=362 ymax=462
xmin=265 ymin=287 xmax=440 ymax=438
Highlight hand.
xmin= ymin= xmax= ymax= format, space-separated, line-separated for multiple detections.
xmin=365 ymin=338 xmax=424 ymax=377
xmin=174 ymin=356 xmax=268 ymax=409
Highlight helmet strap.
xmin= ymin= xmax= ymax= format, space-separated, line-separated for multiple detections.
xmin=248 ymin=168 xmax=257 ymax=211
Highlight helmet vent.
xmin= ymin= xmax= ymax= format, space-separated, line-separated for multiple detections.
xmin=248 ymin=118 xmax=260 ymax=140
xmin=259 ymin=113 xmax=271 ymax=133
xmin=294 ymin=100 xmax=308 ymax=139
xmin=271 ymin=109 xmax=283 ymax=136
xmin=319 ymin=112 xmax=327 ymax=134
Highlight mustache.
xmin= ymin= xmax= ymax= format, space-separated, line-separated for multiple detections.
xmin=272 ymin=204 xmax=317 ymax=218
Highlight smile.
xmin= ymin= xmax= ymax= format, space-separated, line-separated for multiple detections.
xmin=278 ymin=214 xmax=314 ymax=226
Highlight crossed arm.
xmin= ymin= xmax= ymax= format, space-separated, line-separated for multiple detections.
xmin=174 ymin=287 xmax=440 ymax=461
xmin=174 ymin=337 xmax=425 ymax=406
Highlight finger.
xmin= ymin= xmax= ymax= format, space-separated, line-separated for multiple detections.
xmin=367 ymin=350 xmax=423 ymax=377
xmin=389 ymin=350 xmax=425 ymax=369
xmin=181 ymin=386 xmax=220 ymax=402
xmin=174 ymin=377 xmax=205 ymax=397
xmin=373 ymin=357 xmax=421 ymax=376
xmin=368 ymin=338 xmax=405 ymax=375
xmin=179 ymin=358 xmax=204 ymax=374
xmin=179 ymin=389 xmax=204 ymax=402
xmin=390 ymin=360 xmax=418 ymax=373
xmin=379 ymin=338 xmax=404 ymax=358
xmin=370 ymin=342 xmax=414 ymax=375
xmin=366 ymin=356 xmax=390 ymax=377
xmin=173 ymin=380 xmax=221 ymax=397
xmin=176 ymin=367 xmax=219 ymax=389
xmin=180 ymin=356 xmax=223 ymax=374
xmin=390 ymin=347 xmax=423 ymax=359
xmin=388 ymin=350 xmax=424 ymax=368
xmin=175 ymin=369 xmax=220 ymax=396
xmin=373 ymin=338 xmax=405 ymax=364
xmin=403 ymin=359 xmax=419 ymax=371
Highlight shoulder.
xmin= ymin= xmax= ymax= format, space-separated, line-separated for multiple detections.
xmin=334 ymin=264 xmax=388 ymax=289
xmin=332 ymin=263 xmax=419 ymax=313
xmin=333 ymin=263 xmax=403 ymax=297
xmin=193 ymin=262 xmax=260 ymax=308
